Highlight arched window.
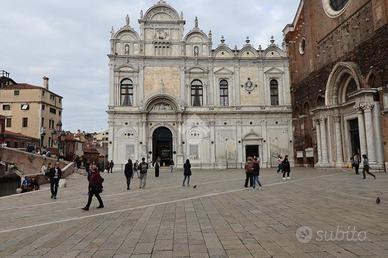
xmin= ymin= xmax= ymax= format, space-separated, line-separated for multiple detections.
xmin=120 ymin=79 xmax=133 ymax=106
xmin=345 ymin=78 xmax=357 ymax=101
xmin=191 ymin=80 xmax=203 ymax=107
xmin=219 ymin=80 xmax=229 ymax=106
xmin=270 ymin=79 xmax=279 ymax=106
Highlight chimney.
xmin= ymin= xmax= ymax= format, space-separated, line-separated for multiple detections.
xmin=43 ymin=76 xmax=49 ymax=89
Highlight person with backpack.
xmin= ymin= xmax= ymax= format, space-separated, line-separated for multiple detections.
xmin=183 ymin=159 xmax=192 ymax=187
xmin=362 ymin=154 xmax=376 ymax=180
xmin=282 ymin=155 xmax=291 ymax=180
xmin=82 ymin=167 xmax=104 ymax=211
xmin=133 ymin=160 xmax=140 ymax=178
xmin=138 ymin=158 xmax=149 ymax=189
xmin=244 ymin=158 xmax=253 ymax=188
xmin=154 ymin=158 xmax=160 ymax=177
xmin=124 ymin=159 xmax=133 ymax=190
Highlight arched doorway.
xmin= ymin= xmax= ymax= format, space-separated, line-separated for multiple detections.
xmin=152 ymin=127 xmax=173 ymax=166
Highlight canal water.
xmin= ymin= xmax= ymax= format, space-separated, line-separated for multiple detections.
xmin=0 ymin=179 xmax=20 ymax=197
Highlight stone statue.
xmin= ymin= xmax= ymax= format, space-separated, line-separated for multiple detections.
xmin=125 ymin=14 xmax=130 ymax=26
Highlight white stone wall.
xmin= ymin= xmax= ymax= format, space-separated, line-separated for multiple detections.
xmin=107 ymin=2 xmax=293 ymax=168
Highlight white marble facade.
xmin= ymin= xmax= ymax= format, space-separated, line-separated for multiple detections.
xmin=107 ymin=1 xmax=293 ymax=168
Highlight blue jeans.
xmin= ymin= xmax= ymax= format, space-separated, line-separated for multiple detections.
xmin=252 ymin=175 xmax=262 ymax=188
xmin=183 ymin=175 xmax=190 ymax=185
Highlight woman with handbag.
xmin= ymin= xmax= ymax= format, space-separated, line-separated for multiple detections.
xmin=82 ymin=167 xmax=104 ymax=211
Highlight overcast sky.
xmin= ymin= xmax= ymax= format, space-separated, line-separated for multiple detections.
xmin=1 ymin=0 xmax=299 ymax=132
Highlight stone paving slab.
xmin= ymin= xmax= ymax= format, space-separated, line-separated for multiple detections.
xmin=0 ymin=167 xmax=387 ymax=257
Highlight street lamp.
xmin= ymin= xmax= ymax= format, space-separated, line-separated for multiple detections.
xmin=56 ymin=121 xmax=63 ymax=161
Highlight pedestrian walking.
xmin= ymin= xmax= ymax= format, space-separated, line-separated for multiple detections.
xmin=138 ymin=158 xmax=149 ymax=189
xmin=82 ymin=167 xmax=104 ymax=211
xmin=47 ymin=162 xmax=62 ymax=199
xmin=352 ymin=152 xmax=361 ymax=175
xmin=109 ymin=160 xmax=114 ymax=173
xmin=277 ymin=155 xmax=283 ymax=173
xmin=252 ymin=157 xmax=262 ymax=190
xmin=170 ymin=159 xmax=174 ymax=173
xmin=282 ymin=155 xmax=291 ymax=180
xmin=183 ymin=159 xmax=192 ymax=187
xmin=133 ymin=160 xmax=140 ymax=178
xmin=244 ymin=158 xmax=253 ymax=188
xmin=362 ymin=154 xmax=376 ymax=179
xmin=154 ymin=158 xmax=160 ymax=177
xmin=124 ymin=159 xmax=133 ymax=190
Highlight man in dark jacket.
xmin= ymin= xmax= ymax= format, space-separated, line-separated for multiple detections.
xmin=282 ymin=155 xmax=291 ymax=180
xmin=109 ymin=160 xmax=114 ymax=173
xmin=48 ymin=162 xmax=62 ymax=199
xmin=124 ymin=159 xmax=133 ymax=190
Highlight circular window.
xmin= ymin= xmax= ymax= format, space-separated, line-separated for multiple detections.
xmin=322 ymin=0 xmax=350 ymax=18
xmin=299 ymin=38 xmax=306 ymax=55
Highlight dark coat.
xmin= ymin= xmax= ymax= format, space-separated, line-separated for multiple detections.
xmin=282 ymin=159 xmax=290 ymax=172
xmin=47 ymin=167 xmax=62 ymax=179
xmin=89 ymin=171 xmax=104 ymax=193
xmin=124 ymin=162 xmax=133 ymax=177
xmin=252 ymin=162 xmax=260 ymax=176
xmin=184 ymin=163 xmax=192 ymax=176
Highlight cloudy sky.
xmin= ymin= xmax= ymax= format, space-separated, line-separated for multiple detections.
xmin=1 ymin=0 xmax=299 ymax=132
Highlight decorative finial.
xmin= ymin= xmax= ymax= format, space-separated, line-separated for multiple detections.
xmin=125 ymin=14 xmax=130 ymax=26
xmin=246 ymin=36 xmax=250 ymax=44
xmin=208 ymin=30 xmax=212 ymax=39
xmin=140 ymin=10 xmax=143 ymax=19
xmin=221 ymin=35 xmax=225 ymax=44
xmin=270 ymin=35 xmax=275 ymax=45
xmin=258 ymin=44 xmax=262 ymax=51
xmin=195 ymin=16 xmax=198 ymax=28
xmin=234 ymin=45 xmax=238 ymax=50
xmin=180 ymin=11 xmax=184 ymax=19
xmin=110 ymin=26 xmax=115 ymax=37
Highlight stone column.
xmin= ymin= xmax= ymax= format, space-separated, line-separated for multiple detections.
xmin=108 ymin=63 xmax=115 ymax=106
xmin=315 ymin=119 xmax=322 ymax=165
xmin=138 ymin=64 xmax=144 ymax=106
xmin=334 ymin=116 xmax=344 ymax=166
xmin=141 ymin=114 xmax=148 ymax=158
xmin=320 ymin=118 xmax=328 ymax=164
xmin=363 ymin=104 xmax=376 ymax=163
xmin=373 ymin=101 xmax=384 ymax=165
xmin=356 ymin=107 xmax=367 ymax=157
xmin=176 ymin=113 xmax=184 ymax=166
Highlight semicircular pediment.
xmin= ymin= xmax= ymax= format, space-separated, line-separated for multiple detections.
xmin=143 ymin=1 xmax=180 ymax=21
xmin=144 ymin=94 xmax=179 ymax=113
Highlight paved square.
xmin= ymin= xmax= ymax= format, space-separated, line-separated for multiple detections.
xmin=0 ymin=167 xmax=387 ymax=257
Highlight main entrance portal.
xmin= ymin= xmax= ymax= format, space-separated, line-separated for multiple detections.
xmin=245 ymin=145 xmax=259 ymax=161
xmin=152 ymin=127 xmax=173 ymax=166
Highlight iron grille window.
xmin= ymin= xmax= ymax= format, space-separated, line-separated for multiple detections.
xmin=22 ymin=117 xmax=28 ymax=128
xmin=120 ymin=79 xmax=133 ymax=106
xmin=219 ymin=80 xmax=229 ymax=106
xmin=6 ymin=118 xmax=11 ymax=127
xmin=270 ymin=79 xmax=279 ymax=106
xmin=191 ymin=80 xmax=203 ymax=107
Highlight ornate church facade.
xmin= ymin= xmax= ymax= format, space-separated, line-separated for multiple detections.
xmin=107 ymin=1 xmax=293 ymax=168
